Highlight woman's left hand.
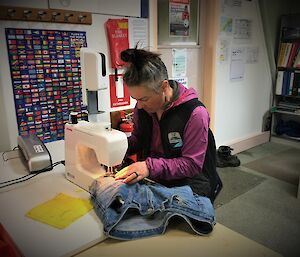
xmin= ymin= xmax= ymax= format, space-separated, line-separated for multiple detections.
xmin=114 ymin=161 xmax=149 ymax=184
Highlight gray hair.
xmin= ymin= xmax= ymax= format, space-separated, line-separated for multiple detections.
xmin=120 ymin=48 xmax=168 ymax=92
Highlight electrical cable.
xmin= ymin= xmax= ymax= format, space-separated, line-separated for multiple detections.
xmin=0 ymin=161 xmax=62 ymax=185
xmin=0 ymin=160 xmax=65 ymax=189
xmin=0 ymin=173 xmax=32 ymax=185
xmin=2 ymin=148 xmax=19 ymax=161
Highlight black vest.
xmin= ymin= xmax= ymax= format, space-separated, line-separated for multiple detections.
xmin=137 ymin=98 xmax=222 ymax=203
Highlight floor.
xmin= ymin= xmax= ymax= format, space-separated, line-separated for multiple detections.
xmin=215 ymin=138 xmax=300 ymax=257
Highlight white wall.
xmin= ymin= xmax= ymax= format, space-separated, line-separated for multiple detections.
xmin=0 ymin=0 xmax=277 ymax=153
xmin=214 ymin=0 xmax=272 ymax=149
xmin=159 ymin=47 xmax=202 ymax=96
xmin=0 ymin=0 xmax=142 ymax=151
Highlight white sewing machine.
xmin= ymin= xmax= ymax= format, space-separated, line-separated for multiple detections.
xmin=64 ymin=120 xmax=128 ymax=192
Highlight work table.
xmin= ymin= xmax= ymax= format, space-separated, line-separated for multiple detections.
xmin=0 ymin=140 xmax=105 ymax=257
xmin=0 ymin=140 xmax=282 ymax=257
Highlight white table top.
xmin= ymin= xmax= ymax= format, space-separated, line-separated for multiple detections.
xmin=1 ymin=140 xmax=282 ymax=257
xmin=0 ymin=140 xmax=106 ymax=257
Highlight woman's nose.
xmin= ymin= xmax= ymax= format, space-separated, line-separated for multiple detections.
xmin=137 ymin=100 xmax=143 ymax=109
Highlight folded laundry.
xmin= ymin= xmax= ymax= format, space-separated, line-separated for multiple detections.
xmin=90 ymin=177 xmax=215 ymax=240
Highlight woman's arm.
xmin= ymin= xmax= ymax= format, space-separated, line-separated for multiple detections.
xmin=146 ymin=106 xmax=209 ymax=181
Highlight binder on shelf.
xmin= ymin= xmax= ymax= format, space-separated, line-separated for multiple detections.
xmin=288 ymin=72 xmax=295 ymax=95
xmin=277 ymin=42 xmax=300 ymax=68
xmin=276 ymin=71 xmax=300 ymax=96
xmin=277 ymin=43 xmax=287 ymax=67
xmin=287 ymin=42 xmax=300 ymax=67
xmin=281 ymin=71 xmax=290 ymax=96
xmin=293 ymin=48 xmax=300 ymax=68
xmin=275 ymin=70 xmax=284 ymax=95
xmin=282 ymin=43 xmax=292 ymax=67
xmin=292 ymin=70 xmax=300 ymax=96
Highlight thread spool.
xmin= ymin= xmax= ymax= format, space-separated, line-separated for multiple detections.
xmin=69 ymin=112 xmax=78 ymax=124
xmin=81 ymin=110 xmax=89 ymax=121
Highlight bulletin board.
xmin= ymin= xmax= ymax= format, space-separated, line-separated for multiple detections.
xmin=5 ymin=28 xmax=87 ymax=143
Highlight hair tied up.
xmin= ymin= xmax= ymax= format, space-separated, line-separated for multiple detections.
xmin=120 ymin=48 xmax=136 ymax=63
xmin=121 ymin=48 xmax=146 ymax=70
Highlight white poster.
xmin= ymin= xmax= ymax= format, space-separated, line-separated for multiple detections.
xmin=129 ymin=18 xmax=148 ymax=48
xmin=172 ymin=48 xmax=187 ymax=77
xmin=172 ymin=77 xmax=188 ymax=88
xmin=230 ymin=47 xmax=246 ymax=81
xmin=221 ymin=0 xmax=242 ymax=16
xmin=169 ymin=0 xmax=190 ymax=37
xmin=220 ymin=16 xmax=233 ymax=35
xmin=246 ymin=46 xmax=259 ymax=63
xmin=234 ymin=19 xmax=252 ymax=40
xmin=218 ymin=38 xmax=230 ymax=63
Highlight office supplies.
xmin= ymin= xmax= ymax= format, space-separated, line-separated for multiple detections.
xmin=64 ymin=120 xmax=128 ymax=192
xmin=17 ymin=134 xmax=52 ymax=173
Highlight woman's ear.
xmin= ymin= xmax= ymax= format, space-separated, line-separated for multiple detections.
xmin=161 ymin=80 xmax=169 ymax=92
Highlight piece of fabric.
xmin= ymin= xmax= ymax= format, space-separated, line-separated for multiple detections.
xmin=90 ymin=177 xmax=215 ymax=240
xmin=26 ymin=193 xmax=93 ymax=229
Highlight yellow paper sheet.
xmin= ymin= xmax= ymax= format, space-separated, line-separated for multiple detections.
xmin=26 ymin=193 xmax=93 ymax=229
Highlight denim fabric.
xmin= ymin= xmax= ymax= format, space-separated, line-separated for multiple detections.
xmin=90 ymin=177 xmax=215 ymax=240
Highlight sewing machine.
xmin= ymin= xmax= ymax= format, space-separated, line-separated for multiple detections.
xmin=64 ymin=120 xmax=128 ymax=192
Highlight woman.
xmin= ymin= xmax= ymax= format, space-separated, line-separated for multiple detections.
xmin=115 ymin=47 xmax=222 ymax=203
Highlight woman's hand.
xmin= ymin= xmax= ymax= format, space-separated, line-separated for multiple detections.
xmin=114 ymin=161 xmax=149 ymax=184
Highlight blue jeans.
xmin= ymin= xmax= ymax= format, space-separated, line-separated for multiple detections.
xmin=90 ymin=177 xmax=215 ymax=240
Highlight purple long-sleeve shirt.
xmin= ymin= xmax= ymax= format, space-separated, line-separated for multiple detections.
xmin=128 ymin=83 xmax=210 ymax=181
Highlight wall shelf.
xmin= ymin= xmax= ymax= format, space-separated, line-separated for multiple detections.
xmin=0 ymin=5 xmax=92 ymax=25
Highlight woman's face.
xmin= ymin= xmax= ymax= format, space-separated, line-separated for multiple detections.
xmin=128 ymin=84 xmax=164 ymax=114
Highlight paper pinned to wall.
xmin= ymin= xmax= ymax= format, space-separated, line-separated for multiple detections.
xmin=230 ymin=47 xmax=246 ymax=81
xmin=172 ymin=48 xmax=187 ymax=78
xmin=220 ymin=16 xmax=233 ymax=35
xmin=221 ymin=0 xmax=242 ymax=16
xmin=129 ymin=18 xmax=148 ymax=48
xmin=234 ymin=19 xmax=252 ymax=40
xmin=171 ymin=77 xmax=188 ymax=88
xmin=246 ymin=46 xmax=259 ymax=63
xmin=218 ymin=38 xmax=230 ymax=63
